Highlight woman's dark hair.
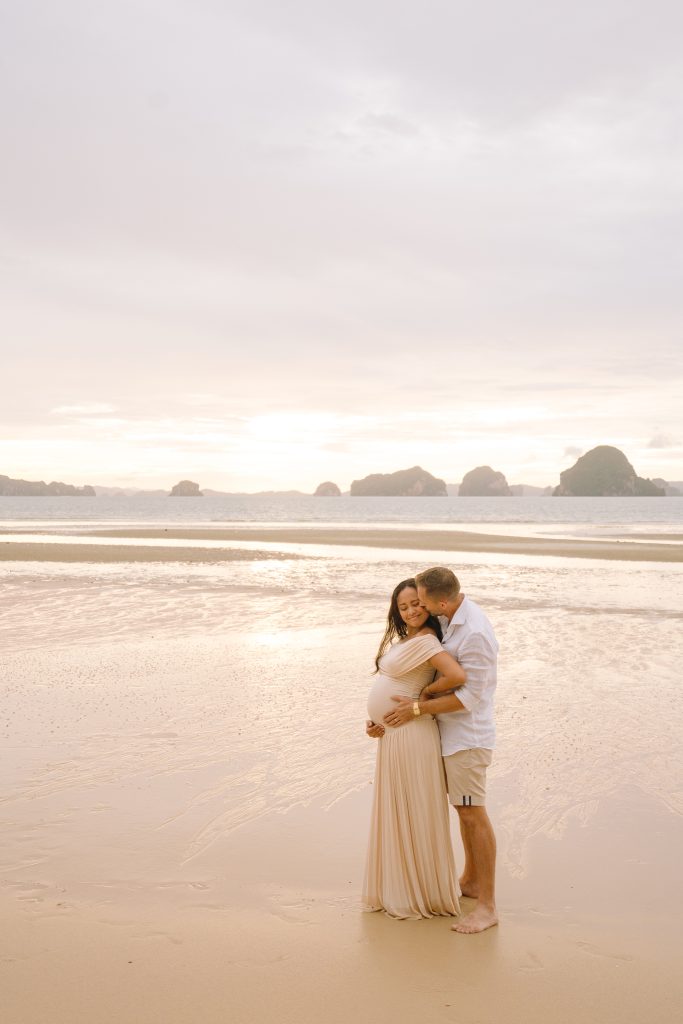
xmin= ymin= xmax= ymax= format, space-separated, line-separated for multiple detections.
xmin=374 ymin=578 xmax=443 ymax=672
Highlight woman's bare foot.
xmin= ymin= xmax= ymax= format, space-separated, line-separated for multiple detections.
xmin=451 ymin=904 xmax=498 ymax=934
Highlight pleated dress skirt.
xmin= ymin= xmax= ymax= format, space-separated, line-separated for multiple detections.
xmin=362 ymin=715 xmax=460 ymax=920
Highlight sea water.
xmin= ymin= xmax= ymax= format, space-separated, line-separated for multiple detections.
xmin=0 ymin=493 xmax=682 ymax=529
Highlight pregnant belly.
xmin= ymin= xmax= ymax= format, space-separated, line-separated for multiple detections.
xmin=367 ymin=677 xmax=418 ymax=725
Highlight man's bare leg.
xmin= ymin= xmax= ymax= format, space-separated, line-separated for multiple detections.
xmin=452 ymin=805 xmax=498 ymax=934
xmin=458 ymin=817 xmax=479 ymax=898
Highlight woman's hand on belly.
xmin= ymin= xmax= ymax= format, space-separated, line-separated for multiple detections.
xmin=383 ymin=695 xmax=420 ymax=729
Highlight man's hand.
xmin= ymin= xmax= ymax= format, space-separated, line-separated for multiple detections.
xmin=366 ymin=719 xmax=385 ymax=739
xmin=383 ymin=696 xmax=416 ymax=729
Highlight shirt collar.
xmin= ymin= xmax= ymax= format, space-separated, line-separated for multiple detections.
xmin=443 ymin=596 xmax=468 ymax=637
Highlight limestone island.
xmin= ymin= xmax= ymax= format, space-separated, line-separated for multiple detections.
xmin=350 ymin=466 xmax=447 ymax=497
xmin=314 ymin=481 xmax=341 ymax=497
xmin=554 ymin=446 xmax=665 ymax=496
xmin=459 ymin=466 xmax=511 ymax=497
xmin=169 ymin=480 xmax=204 ymax=497
xmin=0 ymin=474 xmax=95 ymax=496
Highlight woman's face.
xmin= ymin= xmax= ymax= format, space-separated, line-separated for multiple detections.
xmin=396 ymin=586 xmax=429 ymax=630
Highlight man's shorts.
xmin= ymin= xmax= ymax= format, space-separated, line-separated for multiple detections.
xmin=443 ymin=748 xmax=493 ymax=807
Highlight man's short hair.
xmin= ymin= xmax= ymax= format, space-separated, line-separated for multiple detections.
xmin=415 ymin=566 xmax=461 ymax=600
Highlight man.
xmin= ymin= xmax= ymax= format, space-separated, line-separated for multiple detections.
xmin=379 ymin=566 xmax=499 ymax=934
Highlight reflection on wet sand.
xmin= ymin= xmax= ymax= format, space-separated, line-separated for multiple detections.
xmin=3 ymin=523 xmax=682 ymax=561
xmin=1 ymin=537 xmax=682 ymax=1023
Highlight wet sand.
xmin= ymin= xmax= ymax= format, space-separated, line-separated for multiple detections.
xmin=0 ymin=541 xmax=301 ymax=563
xmin=2 ymin=541 xmax=682 ymax=1022
xmin=2 ymin=789 xmax=680 ymax=1024
xmin=1 ymin=525 xmax=682 ymax=562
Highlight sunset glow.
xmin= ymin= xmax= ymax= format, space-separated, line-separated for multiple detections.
xmin=1 ymin=2 xmax=681 ymax=491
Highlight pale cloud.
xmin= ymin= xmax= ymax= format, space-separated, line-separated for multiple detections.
xmin=647 ymin=434 xmax=679 ymax=449
xmin=52 ymin=403 xmax=118 ymax=417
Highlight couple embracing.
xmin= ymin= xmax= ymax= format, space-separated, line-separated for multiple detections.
xmin=363 ymin=567 xmax=498 ymax=934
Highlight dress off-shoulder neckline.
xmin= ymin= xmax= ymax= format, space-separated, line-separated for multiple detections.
xmin=398 ymin=631 xmax=440 ymax=645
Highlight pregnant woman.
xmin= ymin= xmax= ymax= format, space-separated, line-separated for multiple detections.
xmin=363 ymin=578 xmax=467 ymax=920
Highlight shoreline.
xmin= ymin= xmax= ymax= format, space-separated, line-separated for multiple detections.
xmin=1 ymin=525 xmax=682 ymax=562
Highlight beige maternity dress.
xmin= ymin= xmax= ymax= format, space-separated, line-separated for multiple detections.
xmin=363 ymin=633 xmax=460 ymax=919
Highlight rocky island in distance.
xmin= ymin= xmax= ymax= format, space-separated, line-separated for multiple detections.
xmin=314 ymin=481 xmax=342 ymax=497
xmin=1 ymin=446 xmax=679 ymax=499
xmin=350 ymin=466 xmax=447 ymax=497
xmin=554 ymin=446 xmax=665 ymax=496
xmin=459 ymin=466 xmax=511 ymax=497
xmin=169 ymin=480 xmax=203 ymax=497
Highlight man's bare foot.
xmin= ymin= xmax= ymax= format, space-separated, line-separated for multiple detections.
xmin=459 ymin=879 xmax=479 ymax=899
xmin=451 ymin=905 xmax=498 ymax=934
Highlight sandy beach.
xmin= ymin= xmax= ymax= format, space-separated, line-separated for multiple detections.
xmin=0 ymin=540 xmax=302 ymax=564
xmin=2 ymin=524 xmax=683 ymax=562
xmin=2 ymin=526 xmax=682 ymax=1022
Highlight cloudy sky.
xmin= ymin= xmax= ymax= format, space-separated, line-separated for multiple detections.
xmin=2 ymin=0 xmax=681 ymax=490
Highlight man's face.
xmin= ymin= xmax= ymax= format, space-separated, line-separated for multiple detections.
xmin=417 ymin=585 xmax=444 ymax=617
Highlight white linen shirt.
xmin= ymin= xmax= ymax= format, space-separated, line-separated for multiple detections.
xmin=436 ymin=596 xmax=498 ymax=755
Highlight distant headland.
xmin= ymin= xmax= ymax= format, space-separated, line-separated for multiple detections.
xmin=0 ymin=474 xmax=95 ymax=497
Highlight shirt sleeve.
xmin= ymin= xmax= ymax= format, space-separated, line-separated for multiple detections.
xmin=452 ymin=633 xmax=496 ymax=713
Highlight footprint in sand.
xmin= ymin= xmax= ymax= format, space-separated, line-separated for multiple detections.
xmin=268 ymin=898 xmax=316 ymax=925
xmin=519 ymin=951 xmax=544 ymax=972
xmin=576 ymin=941 xmax=634 ymax=962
